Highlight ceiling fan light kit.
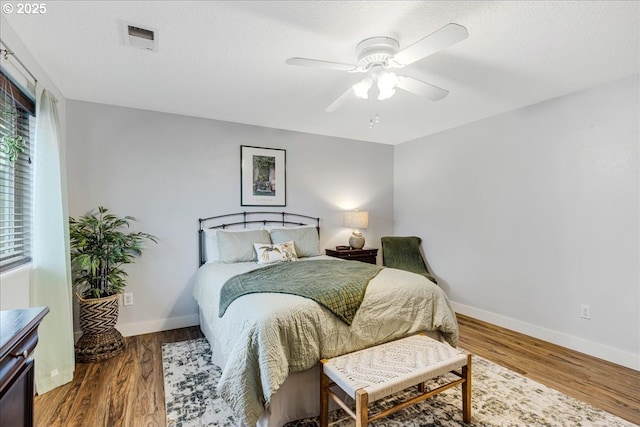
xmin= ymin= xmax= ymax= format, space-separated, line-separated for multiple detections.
xmin=286 ymin=23 xmax=469 ymax=124
xmin=373 ymin=68 xmax=398 ymax=100
xmin=352 ymin=78 xmax=372 ymax=99
xmin=352 ymin=67 xmax=398 ymax=101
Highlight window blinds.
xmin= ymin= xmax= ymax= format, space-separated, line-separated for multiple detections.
xmin=0 ymin=70 xmax=35 ymax=271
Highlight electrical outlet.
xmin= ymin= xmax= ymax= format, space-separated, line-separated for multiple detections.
xmin=580 ymin=304 xmax=591 ymax=320
xmin=123 ymin=292 xmax=134 ymax=306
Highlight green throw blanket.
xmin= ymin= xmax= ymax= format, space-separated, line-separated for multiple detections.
xmin=381 ymin=236 xmax=437 ymax=284
xmin=219 ymin=260 xmax=382 ymax=325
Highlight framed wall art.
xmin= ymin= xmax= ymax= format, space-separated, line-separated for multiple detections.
xmin=240 ymin=145 xmax=286 ymax=206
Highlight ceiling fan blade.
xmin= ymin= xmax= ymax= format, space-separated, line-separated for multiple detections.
xmin=392 ymin=23 xmax=468 ymax=66
xmin=395 ymin=76 xmax=449 ymax=101
xmin=286 ymin=57 xmax=357 ymax=72
xmin=325 ymin=87 xmax=354 ymax=112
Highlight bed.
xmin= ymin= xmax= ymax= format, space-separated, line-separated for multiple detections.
xmin=193 ymin=212 xmax=459 ymax=427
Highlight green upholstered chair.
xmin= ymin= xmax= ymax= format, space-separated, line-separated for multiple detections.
xmin=381 ymin=236 xmax=437 ymax=284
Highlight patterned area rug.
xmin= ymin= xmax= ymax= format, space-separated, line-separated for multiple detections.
xmin=162 ymin=338 xmax=636 ymax=427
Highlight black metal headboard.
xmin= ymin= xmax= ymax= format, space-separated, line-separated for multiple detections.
xmin=198 ymin=211 xmax=320 ymax=266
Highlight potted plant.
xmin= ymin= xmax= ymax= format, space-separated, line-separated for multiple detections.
xmin=69 ymin=206 xmax=157 ymax=362
xmin=1 ymin=84 xmax=27 ymax=163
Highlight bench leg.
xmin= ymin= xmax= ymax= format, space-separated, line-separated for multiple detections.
xmin=320 ymin=360 xmax=329 ymax=427
xmin=462 ymin=354 xmax=472 ymax=423
xmin=355 ymin=389 xmax=369 ymax=427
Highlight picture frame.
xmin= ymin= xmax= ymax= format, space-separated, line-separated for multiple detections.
xmin=240 ymin=145 xmax=286 ymax=206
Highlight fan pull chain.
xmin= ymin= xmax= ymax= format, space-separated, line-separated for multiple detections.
xmin=368 ymin=97 xmax=380 ymax=128
xmin=369 ymin=112 xmax=380 ymax=128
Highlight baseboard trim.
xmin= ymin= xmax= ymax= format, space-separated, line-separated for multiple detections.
xmin=451 ymin=301 xmax=639 ymax=371
xmin=75 ymin=305 xmax=639 ymax=371
xmin=117 ymin=313 xmax=200 ymax=337
xmin=73 ymin=314 xmax=200 ymax=342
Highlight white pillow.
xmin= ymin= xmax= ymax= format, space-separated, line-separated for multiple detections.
xmin=269 ymin=225 xmax=321 ymax=258
xmin=203 ymin=228 xmax=263 ymax=263
xmin=217 ymin=229 xmax=271 ymax=263
xmin=262 ymin=224 xmax=317 ymax=232
xmin=254 ymin=241 xmax=298 ymax=265
xmin=203 ymin=228 xmax=220 ymax=262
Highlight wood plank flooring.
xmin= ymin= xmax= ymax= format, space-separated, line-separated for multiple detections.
xmin=34 ymin=316 xmax=639 ymax=426
xmin=456 ymin=314 xmax=639 ymax=425
xmin=34 ymin=326 xmax=203 ymax=427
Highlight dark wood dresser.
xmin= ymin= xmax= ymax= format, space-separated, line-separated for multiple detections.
xmin=0 ymin=306 xmax=49 ymax=427
xmin=325 ymin=248 xmax=379 ymax=264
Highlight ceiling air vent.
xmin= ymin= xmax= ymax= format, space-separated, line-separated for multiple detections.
xmin=121 ymin=22 xmax=158 ymax=51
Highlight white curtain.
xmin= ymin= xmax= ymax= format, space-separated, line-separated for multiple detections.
xmin=31 ymin=88 xmax=75 ymax=393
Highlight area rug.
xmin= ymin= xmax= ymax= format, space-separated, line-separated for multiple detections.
xmin=162 ymin=338 xmax=636 ymax=427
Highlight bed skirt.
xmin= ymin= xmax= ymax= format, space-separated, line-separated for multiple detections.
xmin=198 ymin=308 xmax=442 ymax=427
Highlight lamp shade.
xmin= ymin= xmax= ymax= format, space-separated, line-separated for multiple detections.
xmin=344 ymin=211 xmax=369 ymax=229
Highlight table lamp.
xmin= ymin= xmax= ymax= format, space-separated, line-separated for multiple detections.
xmin=344 ymin=210 xmax=369 ymax=249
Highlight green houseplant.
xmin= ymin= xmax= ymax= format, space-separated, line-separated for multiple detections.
xmin=69 ymin=206 xmax=157 ymax=362
xmin=1 ymin=76 xmax=27 ymax=163
xmin=69 ymin=206 xmax=157 ymax=298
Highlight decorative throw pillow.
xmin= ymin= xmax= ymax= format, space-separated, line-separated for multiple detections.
xmin=254 ymin=241 xmax=298 ymax=264
xmin=217 ymin=229 xmax=271 ymax=263
xmin=269 ymin=226 xmax=321 ymax=257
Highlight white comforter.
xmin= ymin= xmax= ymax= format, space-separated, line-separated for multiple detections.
xmin=193 ymin=256 xmax=459 ymax=426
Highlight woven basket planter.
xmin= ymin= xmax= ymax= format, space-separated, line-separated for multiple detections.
xmin=75 ymin=293 xmax=124 ymax=363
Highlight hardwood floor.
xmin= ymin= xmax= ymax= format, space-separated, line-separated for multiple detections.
xmin=34 ymin=326 xmax=203 ymax=427
xmin=456 ymin=314 xmax=639 ymax=425
xmin=34 ymin=316 xmax=640 ymax=426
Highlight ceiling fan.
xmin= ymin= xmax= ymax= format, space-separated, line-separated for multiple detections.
xmin=286 ymin=23 xmax=468 ymax=113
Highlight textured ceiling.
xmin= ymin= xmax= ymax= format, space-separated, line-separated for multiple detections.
xmin=3 ymin=1 xmax=639 ymax=145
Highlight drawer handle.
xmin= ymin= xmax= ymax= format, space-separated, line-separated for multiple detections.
xmin=8 ymin=332 xmax=38 ymax=359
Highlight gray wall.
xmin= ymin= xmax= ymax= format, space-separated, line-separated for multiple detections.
xmin=394 ymin=75 xmax=639 ymax=368
xmin=65 ymin=76 xmax=639 ymax=369
xmin=65 ymin=101 xmax=394 ymax=335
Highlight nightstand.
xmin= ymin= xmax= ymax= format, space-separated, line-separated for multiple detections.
xmin=325 ymin=248 xmax=378 ymax=265
xmin=0 ymin=306 xmax=49 ymax=427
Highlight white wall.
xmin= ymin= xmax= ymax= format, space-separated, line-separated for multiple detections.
xmin=394 ymin=75 xmax=639 ymax=369
xmin=0 ymin=17 xmax=67 ymax=310
xmin=0 ymin=264 xmax=30 ymax=309
xmin=65 ymin=101 xmax=394 ymax=336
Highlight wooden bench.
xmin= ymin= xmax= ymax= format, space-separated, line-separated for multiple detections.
xmin=320 ymin=334 xmax=471 ymax=427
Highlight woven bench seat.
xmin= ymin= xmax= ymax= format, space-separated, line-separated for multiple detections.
xmin=320 ymin=334 xmax=471 ymax=427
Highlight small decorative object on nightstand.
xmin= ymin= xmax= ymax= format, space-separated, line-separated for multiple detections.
xmin=326 ymin=247 xmax=378 ymax=265
xmin=344 ymin=210 xmax=369 ymax=249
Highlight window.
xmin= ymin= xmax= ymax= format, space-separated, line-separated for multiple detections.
xmin=0 ymin=70 xmax=35 ymax=271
